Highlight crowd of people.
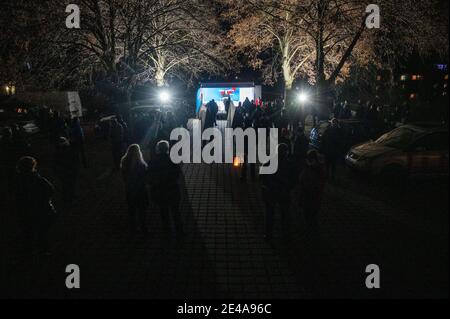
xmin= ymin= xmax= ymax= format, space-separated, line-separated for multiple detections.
xmin=0 ymin=109 xmax=90 ymax=254
xmin=0 ymin=106 xmax=190 ymax=255
xmin=0 ymin=93 xmax=399 ymax=255
xmin=200 ymin=97 xmax=331 ymax=241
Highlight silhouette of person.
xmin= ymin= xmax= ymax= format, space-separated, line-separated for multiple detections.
xmin=49 ymin=111 xmax=67 ymax=145
xmin=293 ymin=126 xmax=309 ymax=172
xmin=121 ymin=144 xmax=149 ymax=234
xmin=14 ymin=156 xmax=57 ymax=255
xmin=69 ymin=117 xmax=88 ymax=168
xmin=147 ymin=141 xmax=183 ymax=239
xmin=224 ymin=97 xmax=232 ymax=115
xmin=54 ymin=137 xmax=80 ymax=204
xmin=321 ymin=118 xmax=343 ymax=180
xmin=299 ymin=150 xmax=326 ymax=236
xmin=205 ymin=100 xmax=219 ymax=129
xmin=260 ymin=143 xmax=296 ymax=241
xmin=1 ymin=127 xmax=32 ymax=200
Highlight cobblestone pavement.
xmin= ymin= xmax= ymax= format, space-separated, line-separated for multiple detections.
xmin=0 ymin=131 xmax=448 ymax=299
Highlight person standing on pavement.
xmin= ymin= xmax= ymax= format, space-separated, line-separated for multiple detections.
xmin=321 ymin=118 xmax=343 ymax=180
xmin=54 ymin=137 xmax=80 ymax=204
xmin=298 ymin=150 xmax=326 ymax=236
xmin=205 ymin=100 xmax=219 ymax=129
xmin=49 ymin=111 xmax=67 ymax=146
xmin=121 ymin=144 xmax=149 ymax=234
xmin=279 ymin=128 xmax=292 ymax=153
xmin=68 ymin=117 xmax=88 ymax=168
xmin=147 ymin=141 xmax=183 ymax=239
xmin=339 ymin=101 xmax=352 ymax=120
xmin=293 ymin=126 xmax=309 ymax=173
xmin=240 ymin=105 xmax=256 ymax=182
xmin=333 ymin=101 xmax=343 ymax=120
xmin=224 ymin=97 xmax=232 ymax=116
xmin=231 ymin=102 xmax=244 ymax=129
xmin=15 ymin=156 xmax=57 ymax=255
xmin=1 ymin=127 xmax=32 ymax=199
xmin=260 ymin=143 xmax=297 ymax=241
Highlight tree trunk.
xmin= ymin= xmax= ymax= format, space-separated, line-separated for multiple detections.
xmin=282 ymin=56 xmax=294 ymax=107
xmin=284 ymin=78 xmax=294 ymax=108
xmin=155 ymin=68 xmax=165 ymax=87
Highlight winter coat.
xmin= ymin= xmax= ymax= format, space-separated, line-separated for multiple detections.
xmin=147 ymin=154 xmax=181 ymax=205
xmin=15 ymin=172 xmax=56 ymax=227
xmin=122 ymin=161 xmax=149 ymax=209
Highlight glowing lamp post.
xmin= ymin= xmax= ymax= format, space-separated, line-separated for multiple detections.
xmin=297 ymin=92 xmax=309 ymax=104
xmin=159 ymin=90 xmax=171 ymax=105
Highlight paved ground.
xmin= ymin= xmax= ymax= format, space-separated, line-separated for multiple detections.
xmin=0 ymin=125 xmax=448 ymax=299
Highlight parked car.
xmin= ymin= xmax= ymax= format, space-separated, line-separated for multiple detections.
xmin=346 ymin=124 xmax=449 ymax=178
xmin=310 ymin=119 xmax=370 ymax=154
xmin=0 ymin=120 xmax=40 ymax=137
xmin=19 ymin=120 xmax=40 ymax=135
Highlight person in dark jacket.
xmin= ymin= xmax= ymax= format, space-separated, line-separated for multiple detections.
xmin=147 ymin=141 xmax=183 ymax=238
xmin=333 ymin=101 xmax=342 ymax=120
xmin=224 ymin=97 xmax=232 ymax=115
xmin=298 ymin=150 xmax=326 ymax=235
xmin=69 ymin=117 xmax=88 ymax=168
xmin=339 ymin=102 xmax=352 ymax=120
xmin=204 ymin=100 xmax=219 ymax=129
xmin=242 ymin=97 xmax=252 ymax=113
xmin=240 ymin=107 xmax=256 ymax=182
xmin=15 ymin=156 xmax=57 ymax=254
xmin=49 ymin=111 xmax=67 ymax=145
xmin=293 ymin=126 xmax=309 ymax=172
xmin=279 ymin=128 xmax=292 ymax=153
xmin=1 ymin=127 xmax=32 ymax=200
xmin=54 ymin=137 xmax=80 ymax=204
xmin=232 ymin=103 xmax=244 ymax=129
xmin=260 ymin=143 xmax=297 ymax=241
xmin=321 ymin=118 xmax=343 ymax=180
xmin=121 ymin=144 xmax=149 ymax=233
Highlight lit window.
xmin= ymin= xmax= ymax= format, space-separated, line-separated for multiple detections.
xmin=400 ymin=75 xmax=408 ymax=81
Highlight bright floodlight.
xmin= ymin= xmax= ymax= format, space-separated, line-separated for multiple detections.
xmin=297 ymin=92 xmax=309 ymax=103
xmin=159 ymin=90 xmax=170 ymax=103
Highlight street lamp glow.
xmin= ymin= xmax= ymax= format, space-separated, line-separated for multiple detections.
xmin=297 ymin=92 xmax=309 ymax=103
xmin=159 ymin=90 xmax=171 ymax=103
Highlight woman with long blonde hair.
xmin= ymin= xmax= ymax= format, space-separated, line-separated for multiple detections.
xmin=120 ymin=144 xmax=149 ymax=233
